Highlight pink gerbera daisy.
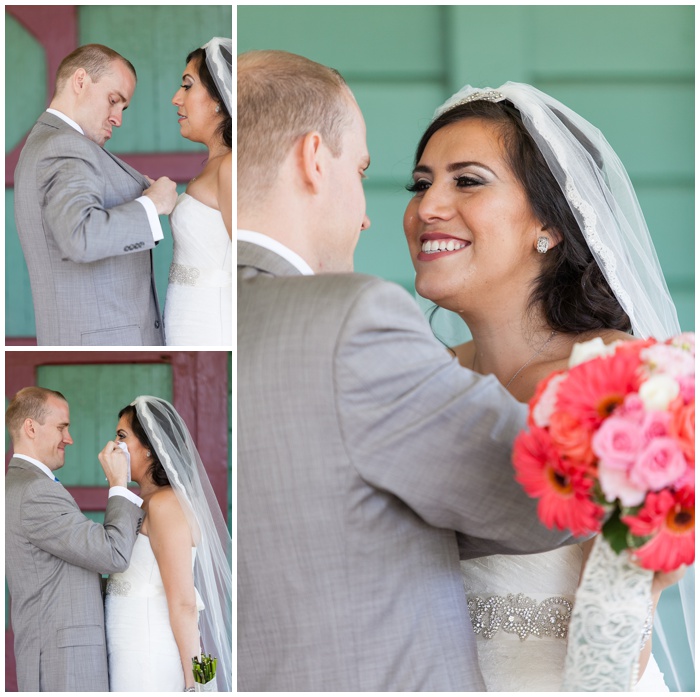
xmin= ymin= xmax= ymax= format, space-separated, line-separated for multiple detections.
xmin=556 ymin=347 xmax=644 ymax=429
xmin=622 ymin=488 xmax=695 ymax=572
xmin=513 ymin=426 xmax=603 ymax=537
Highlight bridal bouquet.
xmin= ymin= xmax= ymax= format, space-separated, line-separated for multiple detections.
xmin=512 ymin=333 xmax=694 ymax=690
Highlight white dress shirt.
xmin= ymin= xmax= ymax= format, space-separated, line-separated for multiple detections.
xmin=13 ymin=452 xmax=143 ymax=507
xmin=46 ymin=108 xmax=163 ymax=243
xmin=237 ymin=229 xmax=315 ymax=275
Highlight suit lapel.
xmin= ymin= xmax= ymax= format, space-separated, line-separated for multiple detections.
xmin=38 ymin=111 xmax=149 ymax=188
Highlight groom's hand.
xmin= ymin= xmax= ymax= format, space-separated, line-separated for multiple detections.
xmin=99 ymin=440 xmax=129 ymax=488
xmin=143 ymin=175 xmax=178 ymax=215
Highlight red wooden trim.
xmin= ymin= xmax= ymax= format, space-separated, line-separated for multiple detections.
xmin=121 ymin=152 xmax=207 ymax=184
xmin=5 ymin=628 xmax=17 ymax=691
xmin=5 ymin=337 xmax=37 ymax=346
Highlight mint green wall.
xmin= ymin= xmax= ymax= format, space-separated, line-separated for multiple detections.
xmin=238 ymin=5 xmax=694 ymax=333
xmin=238 ymin=6 xmax=694 ymax=691
xmin=5 ymin=5 xmax=232 ymax=338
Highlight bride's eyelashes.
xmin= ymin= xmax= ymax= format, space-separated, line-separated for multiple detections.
xmin=406 ymin=175 xmax=483 ymax=194
xmin=454 ymin=175 xmax=483 ymax=188
xmin=405 ymin=179 xmax=430 ymax=193
xmin=180 ymin=84 xmax=192 ymax=91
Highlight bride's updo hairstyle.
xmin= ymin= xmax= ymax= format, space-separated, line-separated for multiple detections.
xmin=186 ymin=46 xmax=232 ymax=149
xmin=118 ymin=404 xmax=170 ymax=486
xmin=413 ymin=100 xmax=631 ymax=334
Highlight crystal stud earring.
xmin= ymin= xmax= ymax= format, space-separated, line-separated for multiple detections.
xmin=536 ymin=236 xmax=549 ymax=254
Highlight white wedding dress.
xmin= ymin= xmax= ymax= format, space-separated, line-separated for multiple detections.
xmin=461 ymin=545 xmax=669 ymax=691
xmin=164 ymin=193 xmax=232 ymax=346
xmin=105 ymin=534 xmax=202 ymax=691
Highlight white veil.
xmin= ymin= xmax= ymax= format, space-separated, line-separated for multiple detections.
xmin=426 ymin=83 xmax=691 ymax=689
xmin=202 ymin=37 xmax=232 ymax=117
xmin=132 ymin=396 xmax=232 ymax=691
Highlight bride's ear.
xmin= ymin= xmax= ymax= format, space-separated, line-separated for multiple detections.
xmin=534 ymin=225 xmax=562 ymax=254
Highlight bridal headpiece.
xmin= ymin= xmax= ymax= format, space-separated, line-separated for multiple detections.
xmin=202 ymin=37 xmax=232 ymax=117
xmin=433 ymin=82 xmax=679 ymax=340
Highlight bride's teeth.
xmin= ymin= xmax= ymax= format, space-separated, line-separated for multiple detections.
xmin=421 ymin=239 xmax=469 ymax=254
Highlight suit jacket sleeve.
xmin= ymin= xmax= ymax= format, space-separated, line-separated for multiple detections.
xmin=38 ymin=130 xmax=155 ymax=264
xmin=20 ymin=476 xmax=143 ymax=574
xmin=336 ymin=279 xmax=572 ymax=558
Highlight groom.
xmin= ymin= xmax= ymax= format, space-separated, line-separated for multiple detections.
xmin=5 ymin=387 xmax=144 ymax=691
xmin=238 ymin=50 xmax=574 ymax=691
xmin=14 ymin=43 xmax=177 ymax=346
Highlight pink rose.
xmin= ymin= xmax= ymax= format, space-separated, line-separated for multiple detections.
xmin=592 ymin=415 xmax=643 ymax=470
xmin=598 ymin=464 xmax=647 ymax=506
xmin=630 ymin=437 xmax=687 ymax=491
xmin=640 ymin=410 xmax=671 ymax=446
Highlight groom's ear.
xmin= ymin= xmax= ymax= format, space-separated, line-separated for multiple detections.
xmin=298 ymin=131 xmax=325 ymax=194
xmin=71 ymin=68 xmax=89 ymax=95
xmin=22 ymin=417 xmax=36 ymax=440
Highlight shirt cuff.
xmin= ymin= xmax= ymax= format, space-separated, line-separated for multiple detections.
xmin=108 ymin=486 xmax=144 ymax=507
xmin=136 ymin=195 xmax=164 ymax=242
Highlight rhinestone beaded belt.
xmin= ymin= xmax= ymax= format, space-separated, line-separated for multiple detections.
xmin=467 ymin=592 xmax=573 ymax=641
xmin=168 ymin=263 xmax=232 ymax=288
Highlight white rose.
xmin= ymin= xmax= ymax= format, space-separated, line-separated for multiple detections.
xmin=568 ymin=338 xmax=621 ymax=368
xmin=638 ymin=374 xmax=680 ymax=411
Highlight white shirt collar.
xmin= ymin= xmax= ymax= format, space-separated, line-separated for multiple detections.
xmin=237 ymin=229 xmax=315 ymax=276
xmin=13 ymin=453 xmax=57 ymax=480
xmin=46 ymin=108 xmax=85 ymax=135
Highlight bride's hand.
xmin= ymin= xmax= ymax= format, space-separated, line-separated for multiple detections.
xmin=99 ymin=440 xmax=129 ymax=488
xmin=651 ymin=565 xmax=686 ymax=597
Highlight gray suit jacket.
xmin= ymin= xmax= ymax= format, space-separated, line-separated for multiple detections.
xmin=5 ymin=457 xmax=144 ymax=692
xmin=238 ymin=241 xmax=573 ymax=691
xmin=14 ymin=111 xmax=164 ymax=346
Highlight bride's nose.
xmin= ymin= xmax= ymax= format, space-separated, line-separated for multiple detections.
xmin=172 ymin=88 xmax=183 ymax=106
xmin=416 ymin=183 xmax=453 ymax=223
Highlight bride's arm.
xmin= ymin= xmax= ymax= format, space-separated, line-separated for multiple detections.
xmin=149 ymin=489 xmax=200 ymax=689
xmin=218 ymin=152 xmax=232 ymax=239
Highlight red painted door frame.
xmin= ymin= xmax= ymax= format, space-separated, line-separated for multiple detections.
xmin=4 ymin=350 xmax=231 ymax=691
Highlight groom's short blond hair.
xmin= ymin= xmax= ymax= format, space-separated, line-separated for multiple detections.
xmin=6 ymin=387 xmax=67 ymax=443
xmin=54 ymin=43 xmax=136 ymax=95
xmin=237 ymin=50 xmax=353 ymax=207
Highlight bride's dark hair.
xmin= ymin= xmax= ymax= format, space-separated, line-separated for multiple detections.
xmin=413 ymin=100 xmax=631 ymax=334
xmin=119 ymin=404 xmax=170 ymax=487
xmin=187 ymin=47 xmax=232 ymax=149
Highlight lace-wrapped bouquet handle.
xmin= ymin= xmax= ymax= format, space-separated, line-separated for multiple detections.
xmin=512 ymin=333 xmax=695 ymax=690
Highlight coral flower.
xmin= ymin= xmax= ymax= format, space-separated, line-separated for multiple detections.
xmin=669 ymin=401 xmax=695 ymax=463
xmin=513 ymin=426 xmax=603 ymax=536
xmin=556 ymin=349 xmax=643 ymax=429
xmin=622 ymin=488 xmax=695 ymax=572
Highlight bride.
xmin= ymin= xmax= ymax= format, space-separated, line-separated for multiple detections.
xmin=164 ymin=37 xmax=232 ymax=346
xmin=104 ymin=396 xmax=232 ymax=691
xmin=403 ymin=82 xmax=687 ymax=691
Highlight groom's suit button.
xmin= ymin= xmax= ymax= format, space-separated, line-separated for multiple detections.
xmin=154 ymin=320 xmax=161 ymax=329
xmin=123 ymin=242 xmax=145 ymax=252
